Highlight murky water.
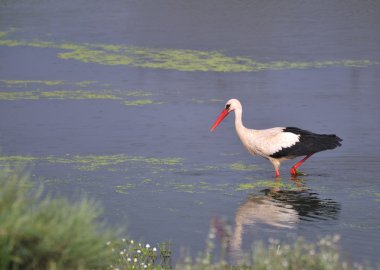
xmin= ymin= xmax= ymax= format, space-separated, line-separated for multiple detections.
xmin=1 ymin=0 xmax=380 ymax=266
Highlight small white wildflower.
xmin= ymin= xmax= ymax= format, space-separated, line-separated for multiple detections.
xmin=122 ymin=238 xmax=126 ymax=242
xmin=134 ymin=258 xmax=138 ymax=262
xmin=144 ymin=265 xmax=147 ymax=268
xmin=120 ymin=251 xmax=124 ymax=255
xmin=153 ymin=247 xmax=157 ymax=252
xmin=145 ymin=244 xmax=150 ymax=248
xmin=137 ymin=249 xmax=141 ymax=253
xmin=333 ymin=234 xmax=341 ymax=243
xmin=130 ymin=240 xmax=134 ymax=244
xmin=127 ymin=258 xmax=132 ymax=262
xmin=106 ymin=241 xmax=111 ymax=246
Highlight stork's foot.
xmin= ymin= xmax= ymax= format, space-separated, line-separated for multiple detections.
xmin=290 ymin=167 xmax=306 ymax=176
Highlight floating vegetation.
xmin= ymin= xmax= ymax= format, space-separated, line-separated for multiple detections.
xmin=0 ymin=90 xmax=122 ymax=100
xmin=0 ymin=154 xmax=183 ymax=172
xmin=1 ymin=31 xmax=378 ymax=72
xmin=229 ymin=162 xmax=260 ymax=171
xmin=0 ymin=79 xmax=158 ymax=105
xmin=236 ymin=180 xmax=298 ymax=191
xmin=115 ymin=184 xmax=136 ymax=194
xmin=0 ymin=79 xmax=97 ymax=87
xmin=124 ymin=99 xmax=155 ymax=106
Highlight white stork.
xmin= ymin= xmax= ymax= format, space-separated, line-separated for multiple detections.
xmin=210 ymin=99 xmax=342 ymax=177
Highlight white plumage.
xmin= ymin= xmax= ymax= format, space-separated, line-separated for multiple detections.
xmin=210 ymin=99 xmax=342 ymax=177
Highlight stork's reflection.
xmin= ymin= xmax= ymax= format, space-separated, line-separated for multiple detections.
xmin=229 ymin=179 xmax=340 ymax=252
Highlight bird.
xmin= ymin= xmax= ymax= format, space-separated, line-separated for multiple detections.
xmin=210 ymin=99 xmax=342 ymax=177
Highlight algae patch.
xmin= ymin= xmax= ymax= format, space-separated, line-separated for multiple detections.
xmin=0 ymin=90 xmax=122 ymax=101
xmin=236 ymin=180 xmax=298 ymax=191
xmin=229 ymin=162 xmax=260 ymax=171
xmin=0 ymin=32 xmax=378 ymax=72
xmin=0 ymin=154 xmax=183 ymax=172
xmin=0 ymin=79 xmax=158 ymax=105
xmin=115 ymin=184 xmax=136 ymax=194
xmin=124 ymin=99 xmax=154 ymax=106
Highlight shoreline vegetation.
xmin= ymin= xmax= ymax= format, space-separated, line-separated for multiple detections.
xmin=0 ymin=168 xmax=373 ymax=270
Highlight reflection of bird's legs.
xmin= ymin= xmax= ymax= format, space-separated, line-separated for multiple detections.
xmin=270 ymin=178 xmax=282 ymax=193
xmin=290 ymin=154 xmax=314 ymax=176
xmin=290 ymin=177 xmax=307 ymax=191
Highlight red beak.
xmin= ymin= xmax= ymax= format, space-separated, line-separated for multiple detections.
xmin=210 ymin=109 xmax=229 ymax=132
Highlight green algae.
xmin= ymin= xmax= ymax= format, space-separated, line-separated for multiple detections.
xmin=229 ymin=162 xmax=260 ymax=171
xmin=236 ymin=180 xmax=297 ymax=191
xmin=126 ymin=91 xmax=153 ymax=97
xmin=0 ymin=154 xmax=183 ymax=173
xmin=115 ymin=184 xmax=136 ymax=194
xmin=0 ymin=155 xmax=37 ymax=163
xmin=173 ymin=183 xmax=194 ymax=193
xmin=0 ymin=32 xmax=378 ymax=72
xmin=0 ymin=79 xmax=64 ymax=86
xmin=0 ymin=90 xmax=122 ymax=100
xmin=124 ymin=99 xmax=154 ymax=106
xmin=0 ymin=79 xmax=96 ymax=87
xmin=44 ymin=154 xmax=183 ymax=171
xmin=0 ymin=84 xmax=157 ymax=105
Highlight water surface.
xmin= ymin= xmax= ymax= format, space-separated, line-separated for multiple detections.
xmin=1 ymin=0 xmax=380 ymax=266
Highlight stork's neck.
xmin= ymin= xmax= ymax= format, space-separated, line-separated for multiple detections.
xmin=234 ymin=108 xmax=246 ymax=135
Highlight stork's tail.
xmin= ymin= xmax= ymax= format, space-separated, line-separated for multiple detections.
xmin=316 ymin=133 xmax=342 ymax=151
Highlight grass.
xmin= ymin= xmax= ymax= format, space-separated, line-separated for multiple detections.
xmin=0 ymin=167 xmax=373 ymax=270
xmin=0 ymin=167 xmax=117 ymax=270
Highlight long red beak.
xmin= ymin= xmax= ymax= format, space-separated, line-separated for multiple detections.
xmin=210 ymin=109 xmax=229 ymax=132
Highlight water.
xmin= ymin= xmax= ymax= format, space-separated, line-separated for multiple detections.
xmin=1 ymin=0 xmax=380 ymax=266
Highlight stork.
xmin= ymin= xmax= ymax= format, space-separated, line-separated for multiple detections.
xmin=210 ymin=99 xmax=342 ymax=177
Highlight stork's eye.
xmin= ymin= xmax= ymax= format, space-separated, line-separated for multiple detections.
xmin=225 ymin=104 xmax=231 ymax=110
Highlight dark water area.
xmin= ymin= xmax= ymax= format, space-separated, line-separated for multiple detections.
xmin=1 ymin=0 xmax=380 ymax=266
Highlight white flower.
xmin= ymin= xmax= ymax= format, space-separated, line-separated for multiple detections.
xmin=130 ymin=240 xmax=134 ymax=244
xmin=134 ymin=258 xmax=138 ymax=262
xmin=120 ymin=251 xmax=124 ymax=255
xmin=106 ymin=241 xmax=111 ymax=246
xmin=153 ymin=247 xmax=157 ymax=252
xmin=122 ymin=238 xmax=126 ymax=242
xmin=144 ymin=265 xmax=147 ymax=268
xmin=127 ymin=258 xmax=131 ymax=262
xmin=145 ymin=244 xmax=150 ymax=248
xmin=137 ymin=249 xmax=141 ymax=253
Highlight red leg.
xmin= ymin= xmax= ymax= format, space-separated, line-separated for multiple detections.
xmin=275 ymin=168 xmax=280 ymax=178
xmin=290 ymin=153 xmax=314 ymax=176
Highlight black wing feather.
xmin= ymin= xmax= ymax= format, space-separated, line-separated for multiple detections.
xmin=270 ymin=127 xmax=342 ymax=158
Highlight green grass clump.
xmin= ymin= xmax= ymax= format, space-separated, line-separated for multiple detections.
xmin=0 ymin=168 xmax=117 ymax=270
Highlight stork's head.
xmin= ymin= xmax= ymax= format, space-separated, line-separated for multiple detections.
xmin=210 ymin=99 xmax=242 ymax=132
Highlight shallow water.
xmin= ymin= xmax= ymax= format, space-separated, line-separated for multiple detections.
xmin=1 ymin=0 xmax=380 ymax=266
